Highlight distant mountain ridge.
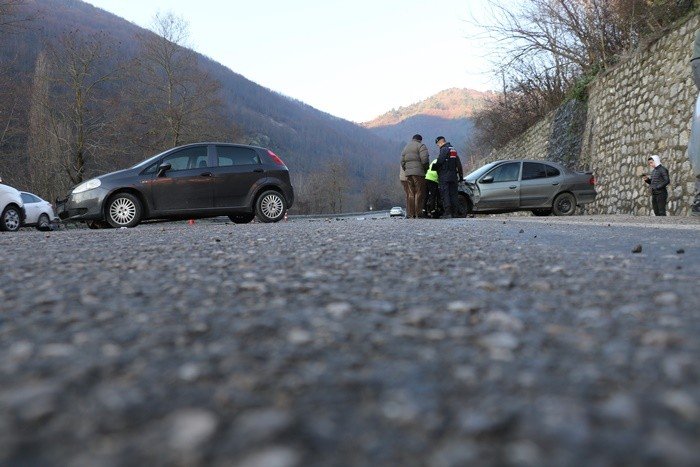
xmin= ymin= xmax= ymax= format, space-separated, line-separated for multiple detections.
xmin=363 ymin=88 xmax=492 ymax=149
xmin=363 ymin=88 xmax=492 ymax=128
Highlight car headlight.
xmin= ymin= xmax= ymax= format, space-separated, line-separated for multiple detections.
xmin=72 ymin=178 xmax=102 ymax=194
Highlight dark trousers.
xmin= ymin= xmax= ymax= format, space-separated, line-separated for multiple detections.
xmin=401 ymin=180 xmax=410 ymax=213
xmin=652 ymin=189 xmax=667 ymax=216
xmin=439 ymin=181 xmax=459 ymax=215
xmin=425 ymin=180 xmax=439 ymax=215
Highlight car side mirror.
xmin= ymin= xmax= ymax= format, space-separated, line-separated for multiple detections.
xmin=481 ymin=175 xmax=494 ymax=184
xmin=157 ymin=162 xmax=172 ymax=177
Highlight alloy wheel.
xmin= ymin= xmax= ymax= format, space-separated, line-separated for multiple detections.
xmin=109 ymin=197 xmax=137 ymax=225
xmin=260 ymin=194 xmax=284 ymax=219
xmin=3 ymin=208 xmax=20 ymax=231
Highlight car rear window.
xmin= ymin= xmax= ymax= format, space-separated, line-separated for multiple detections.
xmin=217 ymin=146 xmax=261 ymax=167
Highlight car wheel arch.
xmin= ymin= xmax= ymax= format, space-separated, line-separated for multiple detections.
xmin=252 ymin=184 xmax=285 ymax=208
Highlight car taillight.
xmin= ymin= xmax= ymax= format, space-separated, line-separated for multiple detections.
xmin=589 ymin=176 xmax=596 ymax=185
xmin=267 ymin=150 xmax=287 ymax=167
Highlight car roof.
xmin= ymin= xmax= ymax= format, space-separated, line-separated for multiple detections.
xmin=171 ymin=142 xmax=269 ymax=152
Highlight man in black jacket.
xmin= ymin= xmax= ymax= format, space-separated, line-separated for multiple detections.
xmin=434 ymin=136 xmax=464 ymax=218
xmin=643 ymin=155 xmax=670 ymax=216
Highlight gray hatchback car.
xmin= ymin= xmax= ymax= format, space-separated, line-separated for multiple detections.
xmin=57 ymin=143 xmax=294 ymax=228
xmin=459 ymin=160 xmax=596 ymax=216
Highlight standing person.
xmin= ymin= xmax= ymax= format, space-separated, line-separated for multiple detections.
xmin=687 ymin=29 xmax=700 ymax=216
xmin=424 ymin=158 xmax=441 ymax=218
xmin=434 ymin=136 xmax=464 ymax=218
xmin=401 ymin=134 xmax=429 ymax=218
xmin=643 ymin=155 xmax=670 ymax=216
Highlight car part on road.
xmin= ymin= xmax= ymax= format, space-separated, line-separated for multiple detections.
xmin=552 ymin=192 xmax=577 ymax=216
xmin=255 ymin=190 xmax=287 ymax=223
xmin=106 ymin=193 xmax=143 ymax=228
xmin=1 ymin=205 xmax=21 ymax=232
xmin=531 ymin=208 xmax=552 ymax=216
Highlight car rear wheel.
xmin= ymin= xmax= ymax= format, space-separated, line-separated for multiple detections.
xmin=106 ymin=193 xmax=143 ymax=228
xmin=0 ymin=205 xmax=21 ymax=232
xmin=531 ymin=209 xmax=552 ymax=217
xmin=255 ymin=190 xmax=286 ymax=223
xmin=229 ymin=213 xmax=255 ymax=224
xmin=552 ymin=193 xmax=576 ymax=216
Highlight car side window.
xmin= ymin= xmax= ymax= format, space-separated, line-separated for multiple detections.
xmin=487 ymin=162 xmax=520 ymax=183
xmin=545 ymin=165 xmax=561 ymax=177
xmin=21 ymin=193 xmax=34 ymax=204
xmin=522 ymin=162 xmax=548 ymax=180
xmin=217 ymin=146 xmax=261 ymax=167
xmin=161 ymin=146 xmax=209 ymax=171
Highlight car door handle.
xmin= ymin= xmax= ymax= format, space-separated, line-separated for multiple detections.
xmin=552 ymin=182 xmax=560 ymax=186
xmin=253 ymin=169 xmax=264 ymax=173
xmin=200 ymin=172 xmax=212 ymax=177
xmin=509 ymin=185 xmax=517 ymax=190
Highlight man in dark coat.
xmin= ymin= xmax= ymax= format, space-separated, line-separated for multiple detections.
xmin=434 ymin=136 xmax=464 ymax=218
xmin=643 ymin=155 xmax=670 ymax=216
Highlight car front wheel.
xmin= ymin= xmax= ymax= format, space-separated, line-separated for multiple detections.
xmin=106 ymin=193 xmax=143 ymax=228
xmin=36 ymin=213 xmax=51 ymax=231
xmin=457 ymin=194 xmax=473 ymax=218
xmin=0 ymin=205 xmax=21 ymax=232
xmin=255 ymin=190 xmax=286 ymax=223
xmin=552 ymin=193 xmax=576 ymax=216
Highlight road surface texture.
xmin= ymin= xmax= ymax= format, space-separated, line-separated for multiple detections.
xmin=1 ymin=215 xmax=699 ymax=466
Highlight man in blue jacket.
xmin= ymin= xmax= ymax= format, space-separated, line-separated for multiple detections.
xmin=434 ymin=136 xmax=464 ymax=218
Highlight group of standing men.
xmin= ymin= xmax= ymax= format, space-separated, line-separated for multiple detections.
xmin=400 ymin=135 xmax=464 ymax=218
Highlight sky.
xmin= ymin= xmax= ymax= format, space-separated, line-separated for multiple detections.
xmin=85 ymin=0 xmax=500 ymax=122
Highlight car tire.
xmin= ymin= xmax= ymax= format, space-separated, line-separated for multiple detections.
xmin=229 ymin=213 xmax=255 ymax=224
xmin=255 ymin=190 xmax=286 ymax=223
xmin=552 ymin=193 xmax=576 ymax=216
xmin=106 ymin=193 xmax=143 ymax=228
xmin=0 ymin=205 xmax=21 ymax=232
xmin=531 ymin=209 xmax=552 ymax=217
xmin=457 ymin=194 xmax=472 ymax=218
xmin=36 ymin=213 xmax=51 ymax=231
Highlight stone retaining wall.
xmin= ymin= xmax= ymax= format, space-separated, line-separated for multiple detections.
xmin=487 ymin=13 xmax=699 ymax=216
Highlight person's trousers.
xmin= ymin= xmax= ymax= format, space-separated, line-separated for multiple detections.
xmin=652 ymin=189 xmax=668 ymax=216
xmin=406 ymin=175 xmax=426 ymax=218
xmin=425 ymin=180 xmax=439 ymax=214
xmin=439 ymin=181 xmax=459 ymax=216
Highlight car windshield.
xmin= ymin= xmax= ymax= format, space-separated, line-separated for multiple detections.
xmin=130 ymin=148 xmax=173 ymax=170
xmin=465 ymin=162 xmax=499 ymax=181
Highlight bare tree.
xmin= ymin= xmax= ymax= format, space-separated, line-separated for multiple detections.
xmin=130 ymin=12 xmax=229 ymax=151
xmin=34 ymin=32 xmax=123 ymax=186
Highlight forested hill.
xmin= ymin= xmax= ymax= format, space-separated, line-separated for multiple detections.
xmin=0 ymin=0 xmax=402 ymax=209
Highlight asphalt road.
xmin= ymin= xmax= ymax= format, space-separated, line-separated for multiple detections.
xmin=1 ymin=215 xmax=699 ymax=466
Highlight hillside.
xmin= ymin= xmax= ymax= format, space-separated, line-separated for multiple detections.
xmin=363 ymin=88 xmax=491 ymax=148
xmin=0 ymin=0 xmax=402 ymax=196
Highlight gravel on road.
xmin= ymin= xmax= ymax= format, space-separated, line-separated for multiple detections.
xmin=1 ymin=215 xmax=699 ymax=466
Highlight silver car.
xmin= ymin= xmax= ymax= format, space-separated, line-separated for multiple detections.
xmin=459 ymin=160 xmax=597 ymax=216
